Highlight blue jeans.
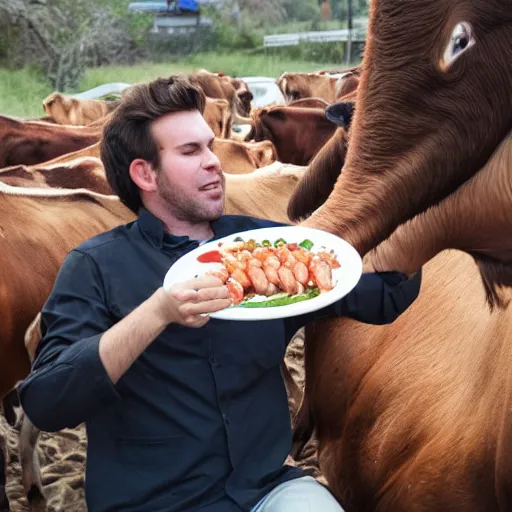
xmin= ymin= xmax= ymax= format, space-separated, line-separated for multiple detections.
xmin=251 ymin=476 xmax=345 ymax=511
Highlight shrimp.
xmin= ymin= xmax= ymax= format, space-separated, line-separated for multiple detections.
xmin=265 ymin=282 xmax=279 ymax=296
xmin=205 ymin=268 xmax=229 ymax=283
xmin=292 ymin=261 xmax=309 ymax=285
xmin=252 ymin=247 xmax=273 ymax=263
xmin=226 ymin=278 xmax=244 ymax=305
xmin=231 ymin=267 xmax=252 ymax=290
xmin=247 ymin=264 xmax=270 ymax=295
xmin=317 ymin=250 xmax=341 ymax=269
xmin=310 ymin=258 xmax=333 ymax=291
xmin=291 ymin=248 xmax=312 ymax=266
xmin=278 ymin=266 xmax=297 ymax=295
xmin=264 ymin=254 xmax=281 ymax=269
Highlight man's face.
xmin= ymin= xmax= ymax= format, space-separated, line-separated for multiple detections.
xmin=151 ymin=110 xmax=224 ymax=223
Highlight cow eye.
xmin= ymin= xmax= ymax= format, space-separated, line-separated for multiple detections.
xmin=441 ymin=22 xmax=475 ymax=70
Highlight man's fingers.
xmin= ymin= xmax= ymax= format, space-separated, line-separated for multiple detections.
xmin=196 ymin=285 xmax=229 ymax=302
xmin=184 ymin=315 xmax=210 ymax=328
xmin=171 ymin=285 xmax=229 ymax=303
xmin=181 ymin=298 xmax=232 ymax=317
xmin=178 ymin=275 xmax=224 ymax=291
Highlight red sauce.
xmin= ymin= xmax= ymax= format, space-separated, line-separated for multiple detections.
xmin=197 ymin=250 xmax=223 ymax=263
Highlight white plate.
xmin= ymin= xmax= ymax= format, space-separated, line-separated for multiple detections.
xmin=163 ymin=226 xmax=362 ymax=321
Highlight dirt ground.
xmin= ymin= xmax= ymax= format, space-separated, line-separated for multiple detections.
xmin=2 ymin=329 xmax=322 ymax=511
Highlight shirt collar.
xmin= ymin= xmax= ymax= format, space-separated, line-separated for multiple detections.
xmin=137 ymin=207 xmax=235 ymax=250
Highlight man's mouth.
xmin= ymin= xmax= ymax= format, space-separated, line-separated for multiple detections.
xmin=200 ymin=182 xmax=221 ymax=191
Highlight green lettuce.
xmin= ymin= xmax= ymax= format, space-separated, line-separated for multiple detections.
xmin=236 ymin=288 xmax=321 ymax=308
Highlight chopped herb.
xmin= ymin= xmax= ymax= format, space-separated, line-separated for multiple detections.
xmin=274 ymin=238 xmax=287 ymax=247
xmin=299 ymin=239 xmax=314 ymax=250
xmin=233 ymin=236 xmax=244 ymax=242
xmin=262 ymin=239 xmax=271 ymax=247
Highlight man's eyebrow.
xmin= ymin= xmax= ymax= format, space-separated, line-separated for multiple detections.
xmin=176 ymin=137 xmax=215 ymax=150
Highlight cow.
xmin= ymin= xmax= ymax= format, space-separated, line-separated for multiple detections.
xmin=286 ymin=127 xmax=349 ymax=221
xmin=42 ymin=92 xmax=119 ymax=126
xmin=187 ymin=70 xmax=253 ymax=124
xmin=0 ymin=157 xmax=111 ymax=194
xmin=277 ymin=72 xmax=340 ymax=103
xmin=0 ymin=184 xmax=135 ymax=511
xmin=0 ymin=127 xmax=273 ymax=178
xmin=0 ymin=115 xmax=101 ymax=167
xmin=245 ymin=106 xmax=337 ymax=165
xmin=212 ymin=138 xmax=276 ymax=174
xmin=284 ymin=0 xmax=512 ymax=509
xmin=204 ymin=97 xmax=232 ymax=138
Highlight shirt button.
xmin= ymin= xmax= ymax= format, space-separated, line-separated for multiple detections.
xmin=222 ymin=413 xmax=230 ymax=425
xmin=210 ymin=355 xmax=219 ymax=366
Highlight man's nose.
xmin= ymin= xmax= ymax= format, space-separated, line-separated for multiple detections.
xmin=204 ymin=147 xmax=221 ymax=171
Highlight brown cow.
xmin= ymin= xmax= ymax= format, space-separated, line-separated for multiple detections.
xmin=1 ymin=128 xmax=272 ymax=178
xmin=287 ymin=0 xmax=512 ymax=509
xmin=188 ymin=70 xmax=252 ymax=124
xmin=204 ymin=97 xmax=232 ymax=138
xmin=289 ymin=131 xmax=512 ymax=512
xmin=277 ymin=72 xmax=340 ymax=103
xmin=246 ymin=106 xmax=337 ymax=165
xmin=287 ymin=127 xmax=348 ymax=221
xmin=42 ymin=92 xmax=119 ymax=126
xmin=0 ymin=157 xmax=111 ymax=194
xmin=224 ymin=162 xmax=305 ymax=222
xmin=0 ymin=185 xmax=135 ymax=511
xmin=212 ymin=138 xmax=275 ymax=174
xmin=0 ymin=115 xmax=101 ymax=167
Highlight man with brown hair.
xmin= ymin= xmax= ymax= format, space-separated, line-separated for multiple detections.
xmin=19 ymin=75 xmax=421 ymax=512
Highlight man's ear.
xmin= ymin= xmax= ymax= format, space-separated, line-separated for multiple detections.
xmin=129 ymin=159 xmax=158 ymax=192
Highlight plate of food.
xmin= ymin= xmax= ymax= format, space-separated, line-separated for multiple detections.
xmin=163 ymin=226 xmax=362 ymax=321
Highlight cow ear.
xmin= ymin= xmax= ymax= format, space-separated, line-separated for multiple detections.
xmin=325 ymin=101 xmax=354 ymax=128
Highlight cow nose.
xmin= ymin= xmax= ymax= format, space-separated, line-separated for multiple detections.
xmin=325 ymin=102 xmax=354 ymax=129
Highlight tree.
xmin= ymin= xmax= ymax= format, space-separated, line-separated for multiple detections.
xmin=0 ymin=0 xmax=150 ymax=90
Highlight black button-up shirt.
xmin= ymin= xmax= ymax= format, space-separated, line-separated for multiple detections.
xmin=19 ymin=208 xmax=421 ymax=512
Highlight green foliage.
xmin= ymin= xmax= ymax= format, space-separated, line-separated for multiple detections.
xmin=0 ymin=66 xmax=52 ymax=118
xmin=0 ymin=52 xmax=347 ymax=117
xmin=283 ymin=0 xmax=319 ymax=22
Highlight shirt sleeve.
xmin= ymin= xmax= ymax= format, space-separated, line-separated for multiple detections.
xmin=18 ymin=250 xmax=120 ymax=432
xmin=285 ymin=270 xmax=422 ymax=338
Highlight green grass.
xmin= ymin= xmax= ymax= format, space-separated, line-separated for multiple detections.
xmin=0 ymin=67 xmax=53 ymax=119
xmin=0 ymin=51 xmax=348 ymax=118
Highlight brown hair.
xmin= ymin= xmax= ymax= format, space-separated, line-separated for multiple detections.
xmin=100 ymin=75 xmax=206 ymax=213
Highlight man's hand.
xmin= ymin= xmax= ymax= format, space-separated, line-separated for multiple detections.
xmin=155 ymin=275 xmax=233 ymax=327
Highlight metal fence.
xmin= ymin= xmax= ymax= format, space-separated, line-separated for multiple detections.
xmin=263 ymin=28 xmax=367 ymax=48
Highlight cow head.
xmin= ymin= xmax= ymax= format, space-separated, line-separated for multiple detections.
xmin=231 ymin=78 xmax=254 ymax=116
xmin=42 ymin=92 xmax=76 ymax=123
xmin=304 ymin=0 xmax=512 ymax=258
xmin=246 ymin=106 xmax=337 ymax=166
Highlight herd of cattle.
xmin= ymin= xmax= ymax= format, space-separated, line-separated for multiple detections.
xmin=1 ymin=0 xmax=512 ymax=510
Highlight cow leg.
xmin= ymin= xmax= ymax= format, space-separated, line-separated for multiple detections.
xmin=19 ymin=414 xmax=46 ymax=512
xmin=0 ymin=434 xmax=9 ymax=512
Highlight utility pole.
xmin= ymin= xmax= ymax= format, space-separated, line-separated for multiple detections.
xmin=346 ymin=0 xmax=353 ymax=65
